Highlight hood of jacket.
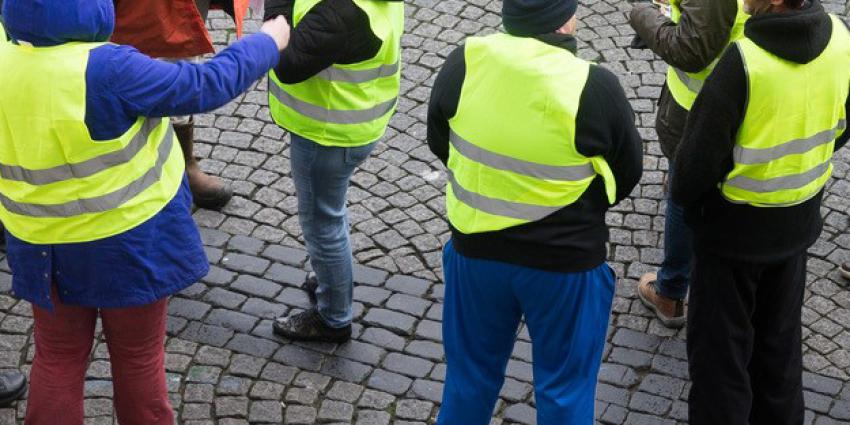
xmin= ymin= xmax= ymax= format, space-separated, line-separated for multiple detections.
xmin=2 ymin=0 xmax=114 ymax=47
xmin=744 ymin=0 xmax=836 ymax=64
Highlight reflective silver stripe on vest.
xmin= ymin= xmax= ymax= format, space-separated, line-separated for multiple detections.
xmin=673 ymin=67 xmax=704 ymax=94
xmin=269 ymin=81 xmax=396 ymax=125
xmin=733 ymin=120 xmax=848 ymax=164
xmin=0 ymin=119 xmax=162 ymax=185
xmin=0 ymin=125 xmax=175 ymax=218
xmin=450 ymin=130 xmax=596 ymax=181
xmin=317 ymin=62 xmax=400 ymax=84
xmin=448 ymin=170 xmax=562 ymax=222
xmin=724 ymin=160 xmax=831 ymax=193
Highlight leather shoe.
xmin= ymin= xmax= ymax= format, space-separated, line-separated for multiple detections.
xmin=0 ymin=370 xmax=26 ymax=407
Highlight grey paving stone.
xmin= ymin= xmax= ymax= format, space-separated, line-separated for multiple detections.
xmin=628 ymin=392 xmax=672 ymax=416
xmin=206 ymin=309 xmax=258 ymax=333
xmin=249 ymin=400 xmax=284 ymax=423
xmin=230 ymin=275 xmax=282 ymax=299
xmin=284 ymin=405 xmax=317 ymax=425
xmin=385 ymin=275 xmax=431 ymax=296
xmin=294 ymin=371 xmax=333 ymax=391
xmin=320 ymin=357 xmax=373 ymax=383
xmin=195 ymin=345 xmax=232 ymax=367
xmin=502 ymin=403 xmax=536 ymax=425
xmin=362 ymin=309 xmax=417 ymax=336
xmin=285 ymin=387 xmax=319 ymax=405
xmin=274 ymin=344 xmax=324 ymax=371
xmin=265 ymin=263 xmax=308 ymax=286
xmin=396 ymin=399 xmax=434 ymax=421
xmin=359 ymin=327 xmax=407 ymax=351
xmin=221 ymin=253 xmax=271 ymax=275
xmin=217 ymin=376 xmax=252 ymax=396
xmin=169 ymin=298 xmax=212 ymax=321
xmin=227 ymin=354 xmax=266 ymax=378
xmin=355 ymin=410 xmax=391 ymax=425
xmin=366 ymin=369 xmax=413 ymax=395
xmin=215 ymin=396 xmax=249 ymax=417
xmin=226 ymin=334 xmax=279 ymax=358
xmin=203 ymin=288 xmax=248 ymax=309
xmin=358 ymin=389 xmax=396 ymax=410
xmin=260 ymin=362 xmax=298 ymax=385
xmin=382 ymin=352 xmax=433 ymax=378
xmin=327 ymin=381 xmax=365 ymax=403
xmin=250 ymin=381 xmax=285 ymax=400
xmin=262 ymin=244 xmax=309 ymax=266
xmin=386 ymin=293 xmax=431 ymax=317
xmin=318 ymin=400 xmax=355 ymax=422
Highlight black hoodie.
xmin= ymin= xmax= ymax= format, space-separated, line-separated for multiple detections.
xmin=264 ymin=0 xmax=402 ymax=84
xmin=671 ymin=0 xmax=850 ymax=263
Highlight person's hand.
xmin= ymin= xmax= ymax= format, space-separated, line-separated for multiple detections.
xmin=261 ymin=15 xmax=291 ymax=50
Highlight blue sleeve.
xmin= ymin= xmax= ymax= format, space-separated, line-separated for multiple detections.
xmin=86 ymin=33 xmax=279 ymax=140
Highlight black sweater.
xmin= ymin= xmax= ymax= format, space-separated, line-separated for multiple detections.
xmin=428 ymin=34 xmax=644 ymax=273
xmin=264 ymin=0 xmax=400 ymax=84
xmin=671 ymin=1 xmax=850 ymax=263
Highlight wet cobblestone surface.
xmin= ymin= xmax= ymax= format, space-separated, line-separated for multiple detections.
xmin=1 ymin=0 xmax=850 ymax=423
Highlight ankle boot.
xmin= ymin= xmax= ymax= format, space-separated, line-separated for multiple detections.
xmin=174 ymin=120 xmax=233 ymax=210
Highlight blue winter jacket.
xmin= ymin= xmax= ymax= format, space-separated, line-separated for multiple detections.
xmin=0 ymin=0 xmax=280 ymax=310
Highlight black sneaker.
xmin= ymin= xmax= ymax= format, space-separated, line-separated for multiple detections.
xmin=273 ymin=309 xmax=351 ymax=343
xmin=0 ymin=370 xmax=26 ymax=407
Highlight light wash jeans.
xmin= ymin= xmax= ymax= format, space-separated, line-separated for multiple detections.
xmin=290 ymin=133 xmax=376 ymax=328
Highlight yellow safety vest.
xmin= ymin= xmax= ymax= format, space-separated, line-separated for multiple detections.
xmin=446 ymin=34 xmax=617 ymax=235
xmin=268 ymin=0 xmax=404 ymax=147
xmin=0 ymin=42 xmax=185 ymax=244
xmin=667 ymin=0 xmax=749 ymax=110
xmin=720 ymin=15 xmax=850 ymax=207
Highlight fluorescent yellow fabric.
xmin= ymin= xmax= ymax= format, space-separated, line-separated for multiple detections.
xmin=0 ymin=41 xmax=184 ymax=244
xmin=667 ymin=0 xmax=749 ymax=110
xmin=446 ymin=33 xmax=617 ymax=235
xmin=720 ymin=15 xmax=850 ymax=207
xmin=268 ymin=0 xmax=405 ymax=147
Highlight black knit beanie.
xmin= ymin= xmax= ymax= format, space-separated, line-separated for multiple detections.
xmin=502 ymin=0 xmax=578 ymax=37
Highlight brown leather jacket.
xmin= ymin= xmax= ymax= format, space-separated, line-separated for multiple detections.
xmin=629 ymin=0 xmax=740 ymax=160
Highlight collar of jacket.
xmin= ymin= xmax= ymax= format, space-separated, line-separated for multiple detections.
xmin=534 ymin=33 xmax=578 ymax=54
xmin=744 ymin=0 xmax=834 ymax=64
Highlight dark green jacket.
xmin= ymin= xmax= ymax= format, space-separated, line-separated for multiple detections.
xmin=630 ymin=0 xmax=740 ymax=160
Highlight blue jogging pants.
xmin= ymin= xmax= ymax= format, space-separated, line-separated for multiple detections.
xmin=437 ymin=240 xmax=616 ymax=425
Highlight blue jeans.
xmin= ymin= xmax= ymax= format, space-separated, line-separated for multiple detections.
xmin=658 ymin=163 xmax=693 ymax=300
xmin=290 ymin=134 xmax=376 ymax=328
xmin=437 ymin=241 xmax=616 ymax=425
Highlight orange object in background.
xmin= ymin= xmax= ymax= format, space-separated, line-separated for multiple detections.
xmin=112 ymin=0 xmax=250 ymax=58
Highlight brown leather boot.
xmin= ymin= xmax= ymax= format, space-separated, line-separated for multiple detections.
xmin=174 ymin=120 xmax=232 ymax=210
xmin=638 ymin=273 xmax=686 ymax=328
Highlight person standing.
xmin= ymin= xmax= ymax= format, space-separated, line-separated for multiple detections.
xmin=428 ymin=1 xmax=643 ymax=423
xmin=630 ymin=0 xmax=749 ymax=327
xmin=110 ymin=0 xmax=253 ymax=210
xmin=0 ymin=0 xmax=290 ymax=423
xmin=670 ymin=0 xmax=850 ymax=423
xmin=0 ymin=3 xmax=28 ymax=409
xmin=266 ymin=0 xmax=405 ymax=343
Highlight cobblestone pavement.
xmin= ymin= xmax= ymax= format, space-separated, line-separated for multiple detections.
xmin=2 ymin=1 xmax=850 ymax=424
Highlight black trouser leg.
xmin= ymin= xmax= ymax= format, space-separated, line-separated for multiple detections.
xmin=687 ymin=251 xmax=756 ymax=425
xmin=688 ymin=250 xmax=806 ymax=425
xmin=748 ymin=252 xmax=805 ymax=425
